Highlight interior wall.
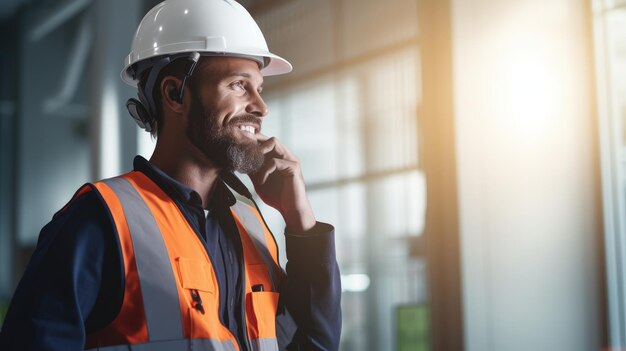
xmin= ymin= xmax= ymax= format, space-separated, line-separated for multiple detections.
xmin=452 ymin=0 xmax=603 ymax=350
xmin=16 ymin=5 xmax=91 ymax=245
xmin=13 ymin=0 xmax=140 ymax=247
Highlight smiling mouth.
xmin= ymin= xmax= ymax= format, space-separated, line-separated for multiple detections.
xmin=237 ymin=124 xmax=258 ymax=136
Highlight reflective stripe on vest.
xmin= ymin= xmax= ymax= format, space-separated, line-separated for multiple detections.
xmin=250 ymin=338 xmax=279 ymax=351
xmin=101 ymin=177 xmax=184 ymax=341
xmin=86 ymin=338 xmax=237 ymax=351
xmin=231 ymin=202 xmax=279 ymax=291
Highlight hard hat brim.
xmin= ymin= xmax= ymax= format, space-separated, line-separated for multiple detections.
xmin=121 ymin=50 xmax=292 ymax=87
xmin=261 ymin=53 xmax=293 ymax=77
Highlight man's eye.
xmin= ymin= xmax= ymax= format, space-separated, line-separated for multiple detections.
xmin=231 ymin=81 xmax=245 ymax=90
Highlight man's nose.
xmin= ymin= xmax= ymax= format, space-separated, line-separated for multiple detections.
xmin=246 ymin=90 xmax=269 ymax=117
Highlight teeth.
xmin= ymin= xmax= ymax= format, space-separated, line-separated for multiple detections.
xmin=239 ymin=125 xmax=255 ymax=134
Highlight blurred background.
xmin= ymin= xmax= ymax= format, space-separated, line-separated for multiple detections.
xmin=0 ymin=0 xmax=624 ymax=350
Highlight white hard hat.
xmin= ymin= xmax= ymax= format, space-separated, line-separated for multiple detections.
xmin=121 ymin=0 xmax=292 ymax=87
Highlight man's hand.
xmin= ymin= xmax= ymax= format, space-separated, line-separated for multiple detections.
xmin=249 ymin=134 xmax=316 ymax=234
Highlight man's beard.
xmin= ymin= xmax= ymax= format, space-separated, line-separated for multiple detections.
xmin=186 ymin=94 xmax=265 ymax=174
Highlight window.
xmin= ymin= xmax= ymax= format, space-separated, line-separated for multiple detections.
xmin=593 ymin=0 xmax=626 ymax=347
xmin=246 ymin=1 xmax=428 ymax=349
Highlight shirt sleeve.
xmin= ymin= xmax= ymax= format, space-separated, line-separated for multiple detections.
xmin=0 ymin=191 xmax=123 ymax=351
xmin=277 ymin=222 xmax=342 ymax=351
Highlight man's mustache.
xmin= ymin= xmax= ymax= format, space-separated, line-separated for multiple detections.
xmin=228 ymin=115 xmax=262 ymax=131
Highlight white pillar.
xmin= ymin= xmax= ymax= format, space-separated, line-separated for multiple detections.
xmin=452 ymin=0 xmax=602 ymax=350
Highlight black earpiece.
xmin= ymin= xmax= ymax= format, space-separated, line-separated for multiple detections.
xmin=178 ymin=52 xmax=200 ymax=102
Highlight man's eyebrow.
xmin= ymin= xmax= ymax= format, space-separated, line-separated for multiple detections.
xmin=226 ymin=72 xmax=252 ymax=78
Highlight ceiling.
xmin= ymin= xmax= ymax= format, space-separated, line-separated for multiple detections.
xmin=0 ymin=0 xmax=288 ymax=22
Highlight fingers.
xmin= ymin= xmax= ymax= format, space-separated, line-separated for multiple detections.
xmin=255 ymin=133 xmax=271 ymax=143
xmin=256 ymin=134 xmax=297 ymax=161
xmin=252 ymin=157 xmax=300 ymax=185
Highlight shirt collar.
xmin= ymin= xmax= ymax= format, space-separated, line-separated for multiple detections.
xmin=132 ymin=155 xmax=236 ymax=212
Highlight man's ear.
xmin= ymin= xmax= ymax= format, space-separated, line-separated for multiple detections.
xmin=160 ymin=76 xmax=185 ymax=114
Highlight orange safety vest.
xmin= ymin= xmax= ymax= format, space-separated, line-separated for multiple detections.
xmin=67 ymin=171 xmax=281 ymax=351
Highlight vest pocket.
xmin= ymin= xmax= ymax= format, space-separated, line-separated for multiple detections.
xmin=176 ymin=257 xmax=223 ymax=339
xmin=176 ymin=257 xmax=215 ymax=319
xmin=176 ymin=257 xmax=214 ymax=294
xmin=247 ymin=291 xmax=279 ymax=338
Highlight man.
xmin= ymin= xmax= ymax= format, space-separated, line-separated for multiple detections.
xmin=0 ymin=0 xmax=341 ymax=350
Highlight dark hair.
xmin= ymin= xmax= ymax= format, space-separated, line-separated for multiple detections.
xmin=136 ymin=58 xmax=198 ymax=137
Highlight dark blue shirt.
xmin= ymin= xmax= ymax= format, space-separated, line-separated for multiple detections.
xmin=0 ymin=156 xmax=341 ymax=351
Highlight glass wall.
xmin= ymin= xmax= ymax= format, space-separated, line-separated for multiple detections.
xmin=247 ymin=1 xmax=428 ymax=349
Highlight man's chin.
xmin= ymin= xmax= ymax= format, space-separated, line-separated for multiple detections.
xmin=227 ymin=143 xmax=265 ymax=174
